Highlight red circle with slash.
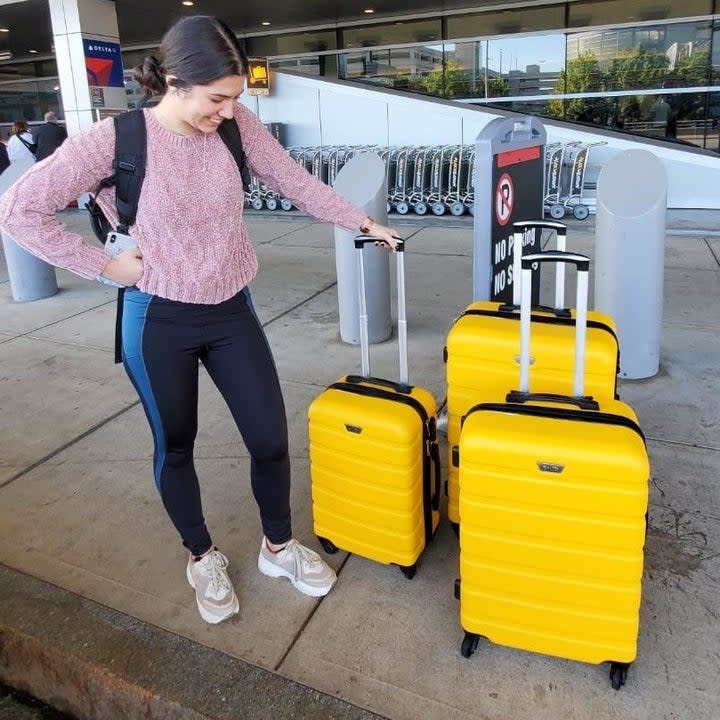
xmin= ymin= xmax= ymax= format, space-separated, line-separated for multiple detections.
xmin=495 ymin=173 xmax=514 ymax=226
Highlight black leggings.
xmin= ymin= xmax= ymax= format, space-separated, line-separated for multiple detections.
xmin=121 ymin=286 xmax=292 ymax=556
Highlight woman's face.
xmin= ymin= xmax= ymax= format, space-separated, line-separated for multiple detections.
xmin=174 ymin=74 xmax=246 ymax=134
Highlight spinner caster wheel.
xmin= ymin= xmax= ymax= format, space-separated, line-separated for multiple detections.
xmin=265 ymin=197 xmax=278 ymax=211
xmin=317 ymin=536 xmax=338 ymax=555
xmin=450 ymin=201 xmax=465 ymax=216
xmin=251 ymin=198 xmax=263 ymax=211
xmin=431 ymin=202 xmax=446 ymax=216
xmin=280 ymin=198 xmax=294 ymax=211
xmin=609 ymin=662 xmax=629 ymax=690
xmin=414 ymin=201 xmax=428 ymax=215
xmin=396 ymin=201 xmax=409 ymax=215
xmin=461 ymin=632 xmax=480 ymax=658
xmin=400 ymin=563 xmax=417 ymax=579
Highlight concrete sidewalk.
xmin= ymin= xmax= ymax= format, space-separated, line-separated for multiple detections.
xmin=0 ymin=210 xmax=718 ymax=720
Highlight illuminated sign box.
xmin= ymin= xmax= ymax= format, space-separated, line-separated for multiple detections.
xmin=247 ymin=58 xmax=270 ymax=96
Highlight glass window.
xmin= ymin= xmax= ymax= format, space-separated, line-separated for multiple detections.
xmin=269 ymin=56 xmax=322 ymax=76
xmin=342 ymin=19 xmax=441 ymax=50
xmin=246 ymin=30 xmax=337 ymax=57
xmin=338 ymin=44 xmax=444 ymax=95
xmin=446 ymin=5 xmax=565 ymax=41
xmin=566 ymin=22 xmax=711 ymax=92
xmin=0 ymin=60 xmax=58 ymax=79
xmin=568 ymin=0 xmax=712 ymax=29
xmin=712 ymin=24 xmax=720 ymax=83
xmin=0 ymin=79 xmax=62 ymax=127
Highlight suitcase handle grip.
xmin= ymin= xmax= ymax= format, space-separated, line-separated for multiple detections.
xmin=506 ymin=390 xmax=599 ymax=411
xmin=354 ymin=236 xmax=405 ymax=251
xmin=345 ymin=374 xmax=412 ymax=395
xmin=497 ymin=303 xmax=571 ymax=319
xmin=512 ymin=220 xmax=567 ymax=307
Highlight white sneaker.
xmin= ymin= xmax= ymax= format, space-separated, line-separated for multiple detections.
xmin=257 ymin=538 xmax=337 ymax=597
xmin=186 ymin=549 xmax=239 ymax=624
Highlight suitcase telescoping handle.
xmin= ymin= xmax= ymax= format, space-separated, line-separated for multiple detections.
xmin=354 ymin=236 xmax=408 ymax=387
xmin=517 ymin=250 xmax=596 ymax=408
xmin=511 ymin=220 xmax=567 ymax=309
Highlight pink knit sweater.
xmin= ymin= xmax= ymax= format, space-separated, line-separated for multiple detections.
xmin=0 ymin=105 xmax=367 ymax=304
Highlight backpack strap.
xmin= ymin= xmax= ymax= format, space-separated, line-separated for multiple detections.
xmin=112 ymin=110 xmax=147 ymax=234
xmin=216 ymin=118 xmax=252 ymax=192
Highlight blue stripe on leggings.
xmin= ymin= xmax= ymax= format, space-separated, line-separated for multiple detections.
xmin=121 ymin=290 xmax=166 ymax=492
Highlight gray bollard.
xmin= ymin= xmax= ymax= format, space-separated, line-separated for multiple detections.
xmin=594 ymin=149 xmax=667 ymax=379
xmin=332 ymin=152 xmax=391 ymax=345
xmin=0 ymin=158 xmax=58 ymax=302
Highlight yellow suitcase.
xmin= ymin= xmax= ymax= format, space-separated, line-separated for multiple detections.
xmin=445 ymin=221 xmax=619 ymax=530
xmin=308 ymin=237 xmax=441 ymax=578
xmin=454 ymin=251 xmax=649 ymax=690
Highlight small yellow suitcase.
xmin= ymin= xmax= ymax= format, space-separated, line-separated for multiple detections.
xmin=445 ymin=221 xmax=619 ymax=531
xmin=308 ymin=237 xmax=440 ymax=578
xmin=454 ymin=250 xmax=649 ymax=690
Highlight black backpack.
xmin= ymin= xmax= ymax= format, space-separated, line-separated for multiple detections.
xmin=86 ymin=109 xmax=252 ymax=362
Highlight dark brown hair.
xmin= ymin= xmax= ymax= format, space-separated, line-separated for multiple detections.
xmin=133 ymin=16 xmax=249 ymax=97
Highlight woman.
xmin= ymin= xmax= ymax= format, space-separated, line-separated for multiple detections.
xmin=7 ymin=120 xmax=36 ymax=164
xmin=0 ymin=15 xmax=400 ymax=625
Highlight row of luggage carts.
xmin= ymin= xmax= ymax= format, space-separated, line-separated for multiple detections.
xmin=543 ymin=141 xmax=606 ymax=221
xmin=245 ymin=145 xmax=476 ymax=217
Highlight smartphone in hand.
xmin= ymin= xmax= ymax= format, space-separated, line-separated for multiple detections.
xmin=105 ymin=231 xmax=138 ymax=257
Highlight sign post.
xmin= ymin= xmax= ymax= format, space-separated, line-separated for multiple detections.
xmin=473 ymin=116 xmax=546 ymax=302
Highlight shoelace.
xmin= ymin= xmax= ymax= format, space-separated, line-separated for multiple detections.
xmin=284 ymin=540 xmax=320 ymax=577
xmin=199 ymin=551 xmax=232 ymax=597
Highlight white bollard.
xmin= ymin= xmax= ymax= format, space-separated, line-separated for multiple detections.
xmin=333 ymin=153 xmax=391 ymax=345
xmin=594 ymin=149 xmax=667 ymax=379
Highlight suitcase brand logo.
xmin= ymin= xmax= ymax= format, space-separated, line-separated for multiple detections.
xmin=537 ymin=462 xmax=565 ymax=473
xmin=345 ymin=424 xmax=363 ymax=434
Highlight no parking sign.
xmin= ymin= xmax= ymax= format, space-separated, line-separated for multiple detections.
xmin=473 ymin=117 xmax=546 ymax=303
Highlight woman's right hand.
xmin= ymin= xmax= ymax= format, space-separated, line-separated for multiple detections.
xmin=101 ymin=249 xmax=144 ymax=287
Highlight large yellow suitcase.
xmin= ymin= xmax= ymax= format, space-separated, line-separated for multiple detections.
xmin=454 ymin=251 xmax=649 ymax=690
xmin=445 ymin=221 xmax=619 ymax=530
xmin=308 ymin=237 xmax=440 ymax=578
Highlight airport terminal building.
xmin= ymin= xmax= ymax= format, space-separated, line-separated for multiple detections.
xmin=0 ymin=0 xmax=719 ymax=150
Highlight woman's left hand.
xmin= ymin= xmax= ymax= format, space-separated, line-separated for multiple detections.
xmin=365 ymin=222 xmax=403 ymax=252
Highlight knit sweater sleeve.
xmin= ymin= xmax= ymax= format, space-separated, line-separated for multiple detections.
xmin=235 ymin=105 xmax=367 ymax=233
xmin=0 ymin=119 xmax=115 ymax=279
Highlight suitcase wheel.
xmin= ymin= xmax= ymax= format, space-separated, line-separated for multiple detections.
xmin=454 ymin=578 xmax=460 ymax=600
xmin=317 ymin=536 xmax=338 ymax=555
xmin=461 ymin=632 xmax=480 ymax=659
xmin=609 ymin=662 xmax=629 ymax=690
xmin=451 ymin=522 xmax=460 ymax=539
xmin=399 ymin=563 xmax=417 ymax=580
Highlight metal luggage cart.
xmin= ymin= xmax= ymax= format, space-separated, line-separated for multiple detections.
xmin=462 ymin=148 xmax=475 ymax=216
xmin=442 ymin=146 xmax=466 ymax=216
xmin=246 ymin=172 xmax=265 ymax=211
xmin=426 ymin=146 xmax=450 ymax=215
xmin=543 ymin=142 xmax=568 ymax=220
xmin=561 ymin=141 xmax=606 ymax=220
xmin=388 ymin=147 xmax=412 ymax=214
xmin=327 ymin=146 xmax=351 ymax=187
xmin=405 ymin=147 xmax=432 ymax=215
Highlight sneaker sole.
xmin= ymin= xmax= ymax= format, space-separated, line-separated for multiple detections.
xmin=186 ymin=564 xmax=240 ymax=625
xmin=257 ymin=554 xmax=336 ymax=597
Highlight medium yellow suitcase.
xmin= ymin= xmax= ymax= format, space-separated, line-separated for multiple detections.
xmin=445 ymin=221 xmax=619 ymax=530
xmin=455 ymin=251 xmax=649 ymax=690
xmin=308 ymin=237 xmax=440 ymax=578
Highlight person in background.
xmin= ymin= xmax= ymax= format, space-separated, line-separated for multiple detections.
xmin=32 ymin=111 xmax=68 ymax=162
xmin=0 ymin=15 xmax=400 ymax=626
xmin=0 ymin=137 xmax=9 ymax=174
xmin=7 ymin=121 xmax=36 ymax=164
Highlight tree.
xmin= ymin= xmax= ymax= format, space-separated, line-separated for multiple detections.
xmin=488 ymin=77 xmax=510 ymax=98
xmin=547 ymin=51 xmax=604 ymax=119
xmin=606 ymin=45 xmax=669 ymax=91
